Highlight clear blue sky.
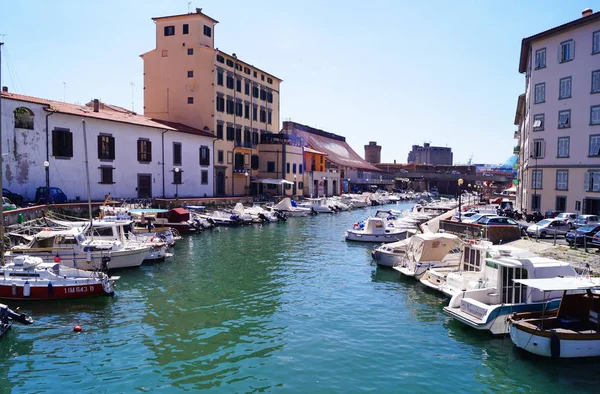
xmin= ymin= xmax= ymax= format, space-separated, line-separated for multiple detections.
xmin=1 ymin=0 xmax=594 ymax=165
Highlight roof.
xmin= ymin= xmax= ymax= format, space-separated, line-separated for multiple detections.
xmin=303 ymin=147 xmax=326 ymax=155
xmin=519 ymin=11 xmax=600 ymax=73
xmin=216 ymin=49 xmax=282 ymax=83
xmin=283 ymin=122 xmax=382 ymax=172
xmin=152 ymin=9 xmax=219 ymax=24
xmin=1 ymin=92 xmax=214 ymax=138
xmin=514 ymin=277 xmax=599 ymax=291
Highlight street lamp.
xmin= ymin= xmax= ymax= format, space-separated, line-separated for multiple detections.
xmin=43 ymin=160 xmax=50 ymax=191
xmin=244 ymin=170 xmax=249 ymax=196
xmin=293 ymin=174 xmax=297 ymax=196
xmin=173 ymin=167 xmax=182 ymax=199
xmin=457 ymin=178 xmax=464 ymax=221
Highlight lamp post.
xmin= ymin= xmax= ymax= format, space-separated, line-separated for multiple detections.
xmin=293 ymin=174 xmax=297 ymax=196
xmin=173 ymin=167 xmax=181 ymax=199
xmin=530 ymin=154 xmax=538 ymax=212
xmin=244 ymin=170 xmax=249 ymax=196
xmin=323 ymin=176 xmax=326 ymax=197
xmin=43 ymin=160 xmax=50 ymax=191
xmin=458 ymin=178 xmax=464 ymax=221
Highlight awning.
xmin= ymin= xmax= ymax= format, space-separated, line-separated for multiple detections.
xmin=252 ymin=178 xmax=294 ymax=185
xmin=513 ymin=277 xmax=599 ymax=291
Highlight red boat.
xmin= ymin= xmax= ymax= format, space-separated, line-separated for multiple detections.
xmin=0 ymin=255 xmax=118 ymax=300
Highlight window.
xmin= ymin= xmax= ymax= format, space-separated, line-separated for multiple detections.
xmin=244 ymin=129 xmax=251 ymax=144
xmin=187 ymin=48 xmax=193 ymax=55
xmin=534 ymin=83 xmax=545 ymax=103
xmin=235 ymin=128 xmax=242 ymax=142
xmin=557 ymin=137 xmax=569 ymax=158
xmin=298 ymin=181 xmax=304 ymax=190
xmin=162 ymin=50 xmax=168 ymax=57
xmin=592 ymin=106 xmax=600 ymax=125
xmin=164 ymin=26 xmax=175 ymax=36
xmin=533 ymin=139 xmax=545 ymax=159
xmin=244 ymin=67 xmax=251 ymax=75
xmin=236 ymin=102 xmax=243 ymax=117
xmin=226 ymin=126 xmax=235 ymax=141
xmin=13 ymin=107 xmax=34 ymax=129
xmin=532 ymin=169 xmax=543 ymax=189
xmin=559 ymin=40 xmax=574 ymax=63
xmin=173 ymin=142 xmax=182 ymax=166
xmin=137 ymin=139 xmax=152 ymax=162
xmin=267 ymin=161 xmax=275 ymax=172
xmin=267 ymin=92 xmax=273 ymax=103
xmin=52 ymin=128 xmax=73 ymax=158
xmin=260 ymin=109 xmax=266 ymax=123
xmin=217 ymin=70 xmax=224 ymax=86
xmin=556 ymin=170 xmax=568 ymax=190
xmin=252 ymin=86 xmax=259 ymax=98
xmin=531 ymin=194 xmax=541 ymax=211
xmin=216 ymin=123 xmax=223 ymax=139
xmin=244 ymin=104 xmax=250 ymax=119
xmin=203 ymin=25 xmax=211 ymax=37
xmin=286 ymin=162 xmax=290 ymax=174
xmin=187 ymin=70 xmax=193 ymax=78
xmin=293 ymin=163 xmax=297 ymax=174
xmin=253 ymin=71 xmax=257 ymax=78
xmin=589 ymin=135 xmax=600 ymax=156
xmin=199 ymin=146 xmax=210 ymax=166
xmin=556 ymin=196 xmax=567 ymax=212
xmin=187 ymin=97 xmax=194 ymax=104
xmin=226 ymin=99 xmax=234 ymax=114
xmin=244 ymin=82 xmax=250 ymax=95
xmin=226 ymin=76 xmax=234 ymax=89
xmin=253 ymin=106 xmax=258 ymax=121
xmin=201 ymin=170 xmax=208 ymax=185
xmin=585 ymin=171 xmax=600 ymax=192
xmin=217 ymin=150 xmax=224 ymax=163
xmin=236 ymin=79 xmax=242 ymax=92
xmin=99 ymin=166 xmax=114 ymax=184
xmin=261 ymin=74 xmax=265 ymax=81
xmin=535 ymin=48 xmax=546 ymax=69
xmin=251 ymin=155 xmax=259 ymax=170
xmin=267 ymin=111 xmax=272 ymax=125
xmin=217 ymin=55 xmax=225 ymax=63
xmin=299 ymin=164 xmax=303 ymax=174
xmin=593 ymin=70 xmax=600 ymax=93
xmin=558 ymin=110 xmax=571 ymax=128
xmin=267 ymin=77 xmax=273 ymax=84
xmin=260 ymin=89 xmax=266 ymax=101
xmin=173 ymin=170 xmax=182 ymax=185
xmin=533 ymin=114 xmax=544 ymax=131
xmin=98 ymin=135 xmax=115 ymax=160
xmin=227 ymin=151 xmax=233 ymax=164
xmin=559 ymin=77 xmax=572 ymax=99
xmin=593 ymin=31 xmax=600 ymax=54
xmin=234 ymin=153 xmax=244 ymax=170
xmin=226 ymin=59 xmax=234 ymax=67
xmin=236 ymin=64 xmax=242 ymax=72
xmin=183 ymin=24 xmax=189 ymax=35
xmin=252 ymin=131 xmax=259 ymax=145
xmin=216 ymin=96 xmax=225 ymax=112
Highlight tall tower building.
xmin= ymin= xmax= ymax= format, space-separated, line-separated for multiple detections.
xmin=364 ymin=141 xmax=381 ymax=164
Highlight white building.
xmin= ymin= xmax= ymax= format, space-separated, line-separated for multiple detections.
xmin=1 ymin=90 xmax=215 ymax=202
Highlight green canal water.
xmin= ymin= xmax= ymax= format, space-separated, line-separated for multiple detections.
xmin=1 ymin=204 xmax=598 ymax=393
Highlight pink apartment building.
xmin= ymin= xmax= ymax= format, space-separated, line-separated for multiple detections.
xmin=515 ymin=8 xmax=600 ymax=215
xmin=141 ymin=8 xmax=281 ymax=197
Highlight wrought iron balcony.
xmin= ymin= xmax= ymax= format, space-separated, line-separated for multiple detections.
xmin=234 ymin=140 xmax=257 ymax=149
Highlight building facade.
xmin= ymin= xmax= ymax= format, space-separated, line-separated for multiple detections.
xmin=407 ymin=143 xmax=453 ymax=165
xmin=141 ymin=8 xmax=281 ymax=197
xmin=2 ymin=91 xmax=214 ymax=202
xmin=516 ymin=9 xmax=600 ymax=214
xmin=364 ymin=141 xmax=381 ymax=164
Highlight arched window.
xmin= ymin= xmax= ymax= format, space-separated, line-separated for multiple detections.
xmin=14 ymin=107 xmax=34 ymax=130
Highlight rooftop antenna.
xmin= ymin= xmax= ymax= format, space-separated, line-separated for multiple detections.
xmin=130 ymin=81 xmax=135 ymax=112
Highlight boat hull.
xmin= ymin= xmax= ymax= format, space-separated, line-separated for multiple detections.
xmin=371 ymin=250 xmax=401 ymax=267
xmin=346 ymin=231 xmax=408 ymax=243
xmin=0 ymin=281 xmax=113 ymax=300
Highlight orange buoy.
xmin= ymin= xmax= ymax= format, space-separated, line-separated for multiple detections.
xmin=74 ymin=325 xmax=82 ymax=332
xmin=54 ymin=255 xmax=61 ymax=263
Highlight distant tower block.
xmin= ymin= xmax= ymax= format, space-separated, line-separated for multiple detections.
xmin=364 ymin=141 xmax=382 ymax=164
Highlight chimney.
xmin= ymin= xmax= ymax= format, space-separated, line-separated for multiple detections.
xmin=93 ymin=99 xmax=99 ymax=112
xmin=582 ymin=8 xmax=593 ymax=17
xmin=1 ymin=86 xmax=7 ymax=92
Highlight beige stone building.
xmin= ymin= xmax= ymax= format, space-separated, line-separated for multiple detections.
xmin=141 ymin=8 xmax=281 ymax=196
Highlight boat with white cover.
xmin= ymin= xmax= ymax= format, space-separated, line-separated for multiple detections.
xmin=270 ymin=198 xmax=312 ymax=217
xmin=508 ymin=277 xmax=600 ymax=358
xmin=393 ymin=233 xmax=462 ymax=279
xmin=297 ymin=198 xmax=333 ymax=213
xmin=345 ymin=217 xmax=414 ymax=243
xmin=0 ymin=255 xmax=117 ymax=300
xmin=371 ymin=238 xmax=412 ymax=267
xmin=443 ymin=256 xmax=578 ymax=335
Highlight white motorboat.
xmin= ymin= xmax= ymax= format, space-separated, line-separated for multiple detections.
xmin=443 ymin=256 xmax=578 ymax=335
xmin=393 ymin=233 xmax=462 ymax=279
xmin=439 ymin=243 xmax=537 ymax=297
xmin=508 ymin=277 xmax=600 ymax=358
xmin=270 ymin=198 xmax=312 ymax=217
xmin=9 ymin=226 xmax=149 ymax=270
xmin=345 ymin=217 xmax=414 ymax=243
xmin=0 ymin=255 xmax=117 ymax=300
xmin=297 ymin=198 xmax=333 ymax=213
xmin=371 ymin=238 xmax=412 ymax=267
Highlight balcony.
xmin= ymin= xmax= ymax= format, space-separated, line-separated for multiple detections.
xmin=234 ymin=140 xmax=257 ymax=149
xmin=260 ymin=133 xmax=303 ymax=147
xmin=514 ymin=130 xmax=520 ymax=140
xmin=513 ymin=146 xmax=520 ymax=154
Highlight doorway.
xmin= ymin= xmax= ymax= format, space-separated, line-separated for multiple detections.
xmin=137 ymin=174 xmax=152 ymax=199
xmin=216 ymin=170 xmax=225 ymax=197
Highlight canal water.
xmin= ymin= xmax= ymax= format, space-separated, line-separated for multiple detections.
xmin=1 ymin=203 xmax=598 ymax=393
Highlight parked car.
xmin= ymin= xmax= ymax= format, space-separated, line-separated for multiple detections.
xmin=2 ymin=188 xmax=23 ymax=206
xmin=555 ymin=212 xmax=578 ymax=229
xmin=462 ymin=213 xmax=496 ymax=224
xmin=544 ymin=210 xmax=561 ymax=219
xmin=526 ymin=219 xmax=570 ymax=238
xmin=450 ymin=211 xmax=478 ymax=222
xmin=34 ymin=187 xmax=68 ymax=204
xmin=2 ymin=197 xmax=17 ymax=211
xmin=575 ymin=215 xmax=600 ymax=228
xmin=567 ymin=225 xmax=600 ymax=247
xmin=525 ymin=211 xmax=544 ymax=223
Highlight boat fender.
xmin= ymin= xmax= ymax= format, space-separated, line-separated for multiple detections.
xmin=48 ymin=282 xmax=53 ymax=295
xmin=54 ymin=255 xmax=61 ymax=263
xmin=550 ymin=330 xmax=560 ymax=358
xmin=86 ymin=251 xmax=92 ymax=263
xmin=24 ymin=281 xmax=31 ymax=297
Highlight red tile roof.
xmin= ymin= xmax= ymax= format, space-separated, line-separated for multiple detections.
xmin=284 ymin=122 xmax=382 ymax=172
xmin=1 ymin=92 xmax=214 ymax=138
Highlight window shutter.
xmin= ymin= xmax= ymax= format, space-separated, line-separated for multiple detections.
xmin=137 ymin=140 xmax=142 ymax=161
xmin=67 ymin=132 xmax=73 ymax=157
xmin=571 ymin=41 xmax=575 ymax=60
xmin=594 ymin=33 xmax=600 ymax=52
xmin=97 ymin=135 xmax=103 ymax=158
xmin=542 ymin=140 xmax=546 ymax=158
xmin=109 ymin=137 xmax=115 ymax=159
xmin=585 ymin=172 xmax=590 ymax=191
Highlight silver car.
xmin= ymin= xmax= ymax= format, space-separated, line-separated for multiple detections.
xmin=526 ymin=219 xmax=570 ymax=238
xmin=575 ymin=215 xmax=600 ymax=228
xmin=555 ymin=212 xmax=577 ymax=229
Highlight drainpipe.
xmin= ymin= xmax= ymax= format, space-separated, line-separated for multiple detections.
xmin=45 ymin=109 xmax=55 ymax=190
xmin=212 ymin=135 xmax=218 ymax=196
xmin=161 ymin=129 xmax=168 ymax=198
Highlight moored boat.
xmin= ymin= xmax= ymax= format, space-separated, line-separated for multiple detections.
xmin=393 ymin=233 xmax=462 ymax=279
xmin=345 ymin=217 xmax=415 ymax=243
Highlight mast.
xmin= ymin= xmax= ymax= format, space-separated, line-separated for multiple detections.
xmin=0 ymin=42 xmax=4 ymax=265
xmin=82 ymin=120 xmax=93 ymax=234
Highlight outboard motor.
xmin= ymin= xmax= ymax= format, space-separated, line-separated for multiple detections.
xmin=276 ymin=211 xmax=287 ymax=221
xmin=258 ymin=213 xmax=268 ymax=223
xmin=0 ymin=304 xmax=33 ymax=325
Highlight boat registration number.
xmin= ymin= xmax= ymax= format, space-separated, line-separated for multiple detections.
xmin=460 ymin=299 xmax=486 ymax=319
xmin=64 ymin=286 xmax=95 ymax=294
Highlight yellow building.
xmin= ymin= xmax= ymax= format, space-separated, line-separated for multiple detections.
xmin=141 ymin=8 xmax=282 ymax=196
